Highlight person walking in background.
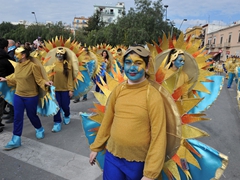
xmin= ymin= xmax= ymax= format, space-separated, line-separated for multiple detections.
xmin=0 ymin=47 xmax=52 ymax=150
xmin=226 ymin=56 xmax=238 ymax=88
xmin=89 ymin=45 xmax=166 ymax=180
xmin=0 ymin=38 xmax=14 ymax=133
xmin=2 ymin=39 xmax=17 ymax=124
xmin=50 ymin=47 xmax=74 ymax=132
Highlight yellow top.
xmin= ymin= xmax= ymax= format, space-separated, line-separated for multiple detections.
xmin=7 ymin=60 xmax=47 ymax=97
xmin=227 ymin=62 xmax=238 ymax=73
xmin=52 ymin=60 xmax=74 ymax=91
xmin=165 ymin=67 xmax=189 ymax=98
xmin=90 ymin=79 xmax=166 ymax=179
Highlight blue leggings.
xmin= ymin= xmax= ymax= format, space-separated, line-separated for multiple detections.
xmin=13 ymin=94 xmax=42 ymax=136
xmin=227 ymin=72 xmax=236 ymax=87
xmin=103 ymin=151 xmax=144 ymax=180
xmin=54 ymin=91 xmax=70 ymax=123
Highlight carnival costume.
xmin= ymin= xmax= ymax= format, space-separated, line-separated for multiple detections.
xmin=81 ymin=32 xmax=228 ymax=180
xmin=35 ymin=37 xmax=97 ymax=132
xmin=0 ymin=47 xmax=58 ymax=150
xmin=225 ymin=56 xmax=239 ymax=88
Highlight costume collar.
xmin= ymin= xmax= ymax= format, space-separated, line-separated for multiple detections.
xmin=125 ymin=78 xmax=148 ymax=89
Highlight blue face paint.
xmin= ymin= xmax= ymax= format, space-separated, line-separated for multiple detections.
xmin=124 ymin=54 xmax=146 ymax=82
xmin=14 ymin=55 xmax=19 ymax=62
xmin=173 ymin=55 xmax=185 ymax=68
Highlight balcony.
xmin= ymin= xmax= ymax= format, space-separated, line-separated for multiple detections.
xmin=224 ymin=42 xmax=231 ymax=48
xmin=211 ymin=44 xmax=216 ymax=49
xmin=205 ymin=43 xmax=210 ymax=49
xmin=216 ymin=44 xmax=222 ymax=48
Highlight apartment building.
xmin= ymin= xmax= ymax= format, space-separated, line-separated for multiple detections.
xmin=94 ymin=2 xmax=125 ymax=25
xmin=73 ymin=16 xmax=89 ymax=29
xmin=203 ymin=22 xmax=240 ymax=61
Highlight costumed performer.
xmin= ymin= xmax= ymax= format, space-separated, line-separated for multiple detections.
xmin=0 ymin=47 xmax=53 ymax=150
xmin=89 ymin=45 xmax=167 ymax=180
xmin=50 ymin=47 xmax=74 ymax=132
xmin=226 ymin=56 xmax=238 ymax=88
xmin=164 ymin=48 xmax=189 ymax=99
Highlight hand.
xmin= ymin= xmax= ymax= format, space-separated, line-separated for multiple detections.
xmin=141 ymin=176 xmax=154 ymax=180
xmin=89 ymin=151 xmax=97 ymax=166
xmin=0 ymin=77 xmax=7 ymax=82
xmin=69 ymin=91 xmax=73 ymax=98
xmin=45 ymin=81 xmax=53 ymax=86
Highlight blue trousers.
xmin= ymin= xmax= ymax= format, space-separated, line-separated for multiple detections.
xmin=54 ymin=91 xmax=70 ymax=123
xmin=227 ymin=72 xmax=236 ymax=87
xmin=13 ymin=94 xmax=42 ymax=136
xmin=103 ymin=151 xmax=144 ymax=180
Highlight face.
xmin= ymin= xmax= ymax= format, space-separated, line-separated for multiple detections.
xmin=173 ymin=54 xmax=185 ymax=68
xmin=102 ymin=51 xmax=107 ymax=58
xmin=124 ymin=53 xmax=146 ymax=83
xmin=14 ymin=52 xmax=23 ymax=62
xmin=56 ymin=53 xmax=64 ymax=61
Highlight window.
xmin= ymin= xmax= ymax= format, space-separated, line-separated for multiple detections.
xmin=220 ymin=36 xmax=223 ymax=44
xmin=228 ymin=34 xmax=231 ymax=43
xmin=238 ymin=32 xmax=240 ymax=42
xmin=76 ymin=20 xmax=79 ymax=24
xmin=213 ymin=37 xmax=216 ymax=44
xmin=110 ymin=9 xmax=114 ymax=14
xmin=118 ymin=9 xmax=122 ymax=14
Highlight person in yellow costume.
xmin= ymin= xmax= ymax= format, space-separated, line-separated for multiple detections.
xmin=89 ymin=45 xmax=167 ymax=180
xmin=0 ymin=47 xmax=53 ymax=150
xmin=226 ymin=56 xmax=238 ymax=88
xmin=50 ymin=47 xmax=74 ymax=132
xmin=164 ymin=48 xmax=189 ymax=99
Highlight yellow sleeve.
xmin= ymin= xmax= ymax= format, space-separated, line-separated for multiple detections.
xmin=32 ymin=64 xmax=47 ymax=91
xmin=143 ymin=88 xmax=167 ymax=179
xmin=182 ymin=72 xmax=189 ymax=99
xmin=67 ymin=64 xmax=74 ymax=91
xmin=90 ymin=86 xmax=117 ymax=152
xmin=6 ymin=77 xmax=16 ymax=87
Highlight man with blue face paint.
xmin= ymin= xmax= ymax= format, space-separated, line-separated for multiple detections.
xmin=164 ymin=48 xmax=189 ymax=99
xmin=89 ymin=45 xmax=167 ymax=180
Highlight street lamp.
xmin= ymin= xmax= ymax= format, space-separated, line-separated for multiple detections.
xmin=179 ymin=19 xmax=187 ymax=30
xmin=31 ymin=12 xmax=38 ymax=24
xmin=167 ymin=19 xmax=175 ymax=38
xmin=164 ymin=5 xmax=168 ymax=21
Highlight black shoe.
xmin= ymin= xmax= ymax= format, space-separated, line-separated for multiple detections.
xmin=82 ymin=98 xmax=87 ymax=101
xmin=73 ymin=99 xmax=80 ymax=103
xmin=0 ymin=127 xmax=3 ymax=133
xmin=0 ymin=122 xmax=5 ymax=127
xmin=2 ymin=114 xmax=11 ymax=119
xmin=5 ymin=118 xmax=13 ymax=124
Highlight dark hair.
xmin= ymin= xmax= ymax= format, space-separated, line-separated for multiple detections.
xmin=117 ymin=48 xmax=122 ymax=52
xmin=0 ymin=38 xmax=8 ymax=49
xmin=166 ymin=48 xmax=177 ymax=68
xmin=21 ymin=48 xmax=30 ymax=58
xmin=83 ymin=46 xmax=90 ymax=55
xmin=62 ymin=53 xmax=68 ymax=77
xmin=101 ymin=50 xmax=109 ymax=60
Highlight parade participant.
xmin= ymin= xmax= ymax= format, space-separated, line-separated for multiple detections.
xmin=164 ymin=48 xmax=189 ymax=99
xmin=51 ymin=47 xmax=74 ymax=132
xmin=0 ymin=38 xmax=14 ymax=132
xmin=89 ymin=45 xmax=167 ymax=180
xmin=0 ymin=47 xmax=52 ymax=150
xmin=227 ymin=56 xmax=238 ymax=88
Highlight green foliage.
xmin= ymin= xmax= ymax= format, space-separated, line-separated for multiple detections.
xmin=0 ymin=0 xmax=180 ymax=46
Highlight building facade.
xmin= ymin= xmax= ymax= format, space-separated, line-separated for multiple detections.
xmin=204 ymin=22 xmax=240 ymax=61
xmin=94 ymin=2 xmax=125 ymax=25
xmin=73 ymin=16 xmax=89 ymax=29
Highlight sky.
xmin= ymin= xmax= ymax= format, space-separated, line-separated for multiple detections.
xmin=1 ymin=0 xmax=240 ymax=33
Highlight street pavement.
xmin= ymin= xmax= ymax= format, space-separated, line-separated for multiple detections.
xmin=0 ymin=76 xmax=240 ymax=180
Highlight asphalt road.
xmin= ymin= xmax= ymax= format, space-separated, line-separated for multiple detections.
xmin=0 ymin=77 xmax=239 ymax=180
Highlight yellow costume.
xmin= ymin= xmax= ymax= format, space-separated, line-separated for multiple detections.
xmin=90 ymin=79 xmax=167 ymax=179
xmin=51 ymin=60 xmax=74 ymax=92
xmin=7 ymin=60 xmax=47 ymax=97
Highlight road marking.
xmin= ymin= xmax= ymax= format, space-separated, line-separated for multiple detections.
xmin=0 ymin=131 xmax=102 ymax=180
